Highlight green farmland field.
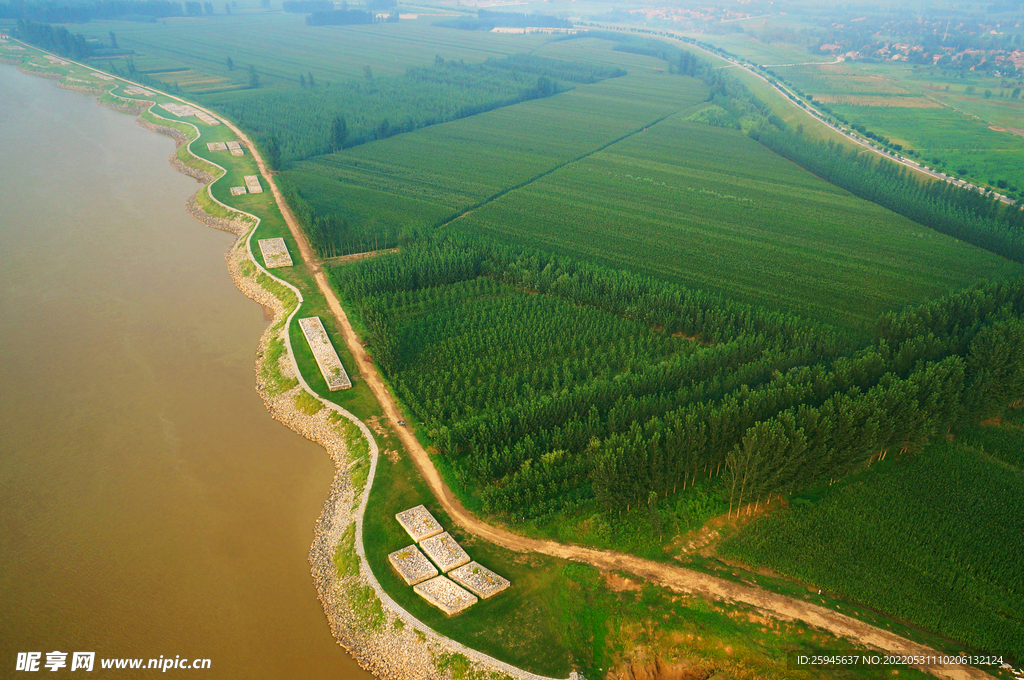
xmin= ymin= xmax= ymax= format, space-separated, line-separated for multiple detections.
xmin=12 ymin=15 xmax=1024 ymax=675
xmin=824 ymin=103 xmax=1024 ymax=191
xmin=772 ymin=61 xmax=1024 ymax=194
xmin=72 ymin=13 xmax=553 ymax=90
xmin=285 ymin=65 xmax=709 ymax=248
xmin=451 ymin=114 xmax=1022 ymax=331
xmin=720 ymin=424 xmax=1024 ymax=660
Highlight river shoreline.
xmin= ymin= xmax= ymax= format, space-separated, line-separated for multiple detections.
xmin=133 ymin=104 xmax=452 ymax=680
xmin=40 ymin=73 xmax=562 ymax=680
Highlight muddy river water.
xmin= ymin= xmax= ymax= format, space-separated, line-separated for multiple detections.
xmin=0 ymin=65 xmax=372 ymax=679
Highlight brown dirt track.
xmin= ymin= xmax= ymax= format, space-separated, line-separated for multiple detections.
xmin=203 ymin=104 xmax=992 ymax=680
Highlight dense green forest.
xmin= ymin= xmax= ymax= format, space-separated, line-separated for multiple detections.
xmin=205 ymin=54 xmax=624 ymax=167
xmin=319 ymin=38 xmax=1024 ymax=549
xmin=1 ymin=0 xmax=184 ymax=22
xmin=334 ymin=237 xmax=1024 ymax=528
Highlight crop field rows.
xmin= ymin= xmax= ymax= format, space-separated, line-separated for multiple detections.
xmin=775 ymin=64 xmax=913 ymax=95
xmin=270 ymin=32 xmax=1021 ymax=332
xmin=451 ymin=114 xmax=1021 ymax=330
xmin=286 ymin=65 xmax=709 ymax=248
xmin=74 ymin=14 xmax=554 ymax=91
xmin=812 ymin=94 xmax=941 ymax=108
xmin=721 ymin=425 xmax=1024 ymax=660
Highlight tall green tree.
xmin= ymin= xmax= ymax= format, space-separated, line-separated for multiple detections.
xmin=330 ymin=116 xmax=347 ymax=152
xmin=265 ymin=134 xmax=281 ymax=170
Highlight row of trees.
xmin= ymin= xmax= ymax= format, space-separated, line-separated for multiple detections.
xmin=306 ymin=8 xmax=374 ymax=25
xmin=435 ymin=9 xmax=571 ymax=31
xmin=752 ymin=127 xmax=1024 ymax=263
xmin=335 ymin=235 xmax=1024 ymax=521
xmin=1 ymin=0 xmax=185 ymax=22
xmin=589 ymin=283 xmax=1024 ymax=518
xmin=208 ymin=54 xmax=623 ymax=167
xmin=580 ymin=32 xmax=779 ymax=128
xmin=14 ymin=19 xmax=92 ymax=59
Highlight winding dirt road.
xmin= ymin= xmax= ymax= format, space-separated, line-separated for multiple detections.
xmin=184 ymin=90 xmax=992 ymax=680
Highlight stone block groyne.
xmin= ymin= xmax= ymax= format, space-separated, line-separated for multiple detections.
xmin=298 ymin=316 xmax=352 ymax=391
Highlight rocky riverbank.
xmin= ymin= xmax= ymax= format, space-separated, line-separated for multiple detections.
xmin=98 ymin=94 xmax=149 ymax=114
xmin=59 ymin=83 xmax=106 ymax=94
xmin=18 ymin=65 xmax=63 ymax=80
xmin=186 ymin=192 xmax=248 ymax=236
xmin=137 ymin=115 xmax=190 ymax=147
xmin=130 ymin=94 xmax=560 ymax=680
xmin=168 ymin=152 xmax=215 ymax=184
xmin=221 ymin=239 xmax=446 ymax=680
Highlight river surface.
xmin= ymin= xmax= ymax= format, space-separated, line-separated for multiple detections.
xmin=0 ymin=66 xmax=372 ymax=679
